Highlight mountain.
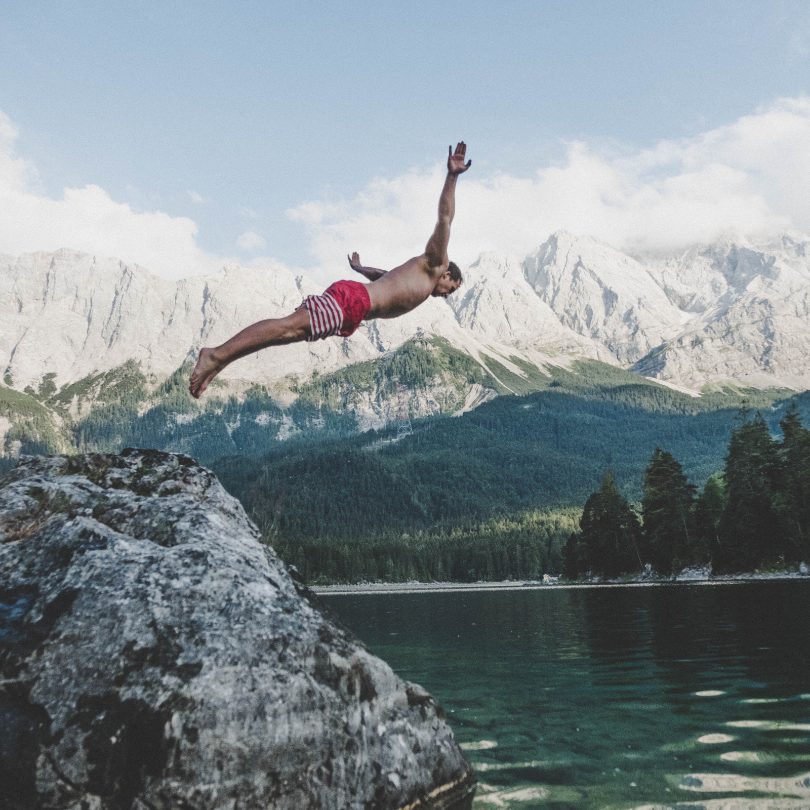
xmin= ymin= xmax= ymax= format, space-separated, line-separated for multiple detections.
xmin=2 ymin=232 xmax=810 ymax=462
xmin=0 ymin=249 xmax=524 ymax=418
xmin=634 ymin=236 xmax=810 ymax=389
xmin=522 ymin=232 xmax=689 ymax=363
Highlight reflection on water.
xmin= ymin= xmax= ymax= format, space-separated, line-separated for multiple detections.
xmin=323 ymin=581 xmax=810 ymax=809
xmin=697 ymin=734 xmax=736 ymax=744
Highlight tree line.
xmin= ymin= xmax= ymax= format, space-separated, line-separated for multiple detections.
xmin=564 ymin=405 xmax=810 ymax=578
xmin=271 ymin=509 xmax=581 ymax=584
xmin=5 ymin=353 xmax=808 ymax=585
xmin=211 ymin=389 xmax=808 ymax=584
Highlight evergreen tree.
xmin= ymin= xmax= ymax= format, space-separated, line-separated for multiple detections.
xmin=692 ymin=473 xmax=726 ymax=564
xmin=642 ymin=448 xmax=696 ymax=575
xmin=580 ymin=472 xmax=643 ymax=577
xmin=562 ymin=532 xmax=582 ymax=579
xmin=775 ymin=403 xmax=810 ymax=562
xmin=716 ymin=412 xmax=783 ymax=572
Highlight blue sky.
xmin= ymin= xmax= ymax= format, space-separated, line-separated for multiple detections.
xmin=1 ymin=1 xmax=810 ymax=280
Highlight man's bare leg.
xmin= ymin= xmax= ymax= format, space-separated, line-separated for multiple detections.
xmin=189 ymin=307 xmax=311 ymax=398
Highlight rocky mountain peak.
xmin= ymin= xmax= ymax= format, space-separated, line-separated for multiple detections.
xmin=3 ymin=230 xmax=810 ymax=409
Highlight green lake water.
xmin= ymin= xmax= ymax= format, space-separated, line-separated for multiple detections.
xmin=321 ymin=581 xmax=810 ymax=809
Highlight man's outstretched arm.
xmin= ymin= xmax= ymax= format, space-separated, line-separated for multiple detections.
xmin=424 ymin=142 xmax=471 ymax=269
xmin=347 ymin=252 xmax=386 ymax=281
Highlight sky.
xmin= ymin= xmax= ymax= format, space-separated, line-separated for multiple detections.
xmin=1 ymin=0 xmax=810 ymax=282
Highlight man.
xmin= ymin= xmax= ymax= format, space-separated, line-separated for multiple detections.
xmin=189 ymin=142 xmax=471 ymax=398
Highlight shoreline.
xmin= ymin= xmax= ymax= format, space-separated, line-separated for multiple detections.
xmin=312 ymin=571 xmax=810 ymax=596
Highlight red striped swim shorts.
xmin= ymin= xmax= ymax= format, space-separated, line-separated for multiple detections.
xmin=300 ymin=280 xmax=371 ymax=341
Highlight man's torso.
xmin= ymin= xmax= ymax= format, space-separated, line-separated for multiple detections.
xmin=365 ymin=256 xmax=443 ymax=319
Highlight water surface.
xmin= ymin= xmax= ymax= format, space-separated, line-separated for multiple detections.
xmin=322 ymin=581 xmax=810 ymax=808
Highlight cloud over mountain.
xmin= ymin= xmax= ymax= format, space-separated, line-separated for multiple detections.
xmin=0 ymin=111 xmax=227 ymax=280
xmin=289 ymin=98 xmax=810 ymax=270
xmin=2 ymin=99 xmax=810 ymax=282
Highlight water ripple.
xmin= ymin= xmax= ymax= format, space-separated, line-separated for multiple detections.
xmin=727 ymin=720 xmax=810 ymax=731
xmin=461 ymin=739 xmax=498 ymax=751
xmin=631 ymin=798 xmax=807 ymax=810
xmin=674 ymin=770 xmax=810 ymax=796
xmin=720 ymin=750 xmax=778 ymax=763
xmin=697 ymin=733 xmax=736 ymax=744
xmin=475 ymin=786 xmax=550 ymax=806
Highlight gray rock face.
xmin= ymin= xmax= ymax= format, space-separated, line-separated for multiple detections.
xmin=0 ymin=449 xmax=475 ymax=809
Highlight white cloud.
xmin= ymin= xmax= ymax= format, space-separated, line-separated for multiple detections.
xmin=0 ymin=110 xmax=227 ymax=280
xmin=236 ymin=230 xmax=267 ymax=252
xmin=187 ymin=189 xmax=207 ymax=204
xmin=3 ymin=99 xmax=810 ymax=284
xmin=288 ymin=97 xmax=810 ymax=270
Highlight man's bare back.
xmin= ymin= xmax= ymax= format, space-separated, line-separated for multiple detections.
xmin=189 ymin=142 xmax=470 ymax=398
xmin=364 ymin=256 xmax=448 ymax=318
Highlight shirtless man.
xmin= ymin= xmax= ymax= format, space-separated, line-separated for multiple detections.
xmin=189 ymin=142 xmax=471 ymax=398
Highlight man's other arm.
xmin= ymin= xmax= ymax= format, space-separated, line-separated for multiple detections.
xmin=347 ymin=252 xmax=386 ymax=281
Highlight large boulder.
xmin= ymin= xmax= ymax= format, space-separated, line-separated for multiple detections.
xmin=0 ymin=449 xmax=475 ymax=809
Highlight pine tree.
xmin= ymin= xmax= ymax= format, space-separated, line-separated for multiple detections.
xmin=642 ymin=448 xmax=696 ymax=575
xmin=717 ymin=412 xmax=783 ymax=572
xmin=775 ymin=403 xmax=810 ymax=562
xmin=580 ymin=472 xmax=643 ymax=577
xmin=692 ymin=473 xmax=726 ymax=564
xmin=562 ymin=532 xmax=583 ymax=579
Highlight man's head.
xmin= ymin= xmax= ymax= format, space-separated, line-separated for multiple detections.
xmin=432 ymin=261 xmax=463 ymax=298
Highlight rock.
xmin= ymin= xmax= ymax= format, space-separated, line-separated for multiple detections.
xmin=0 ymin=449 xmax=475 ymax=809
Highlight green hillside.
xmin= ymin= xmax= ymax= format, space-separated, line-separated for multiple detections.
xmin=2 ymin=343 xmax=807 ymax=583
xmin=211 ymin=369 xmax=807 ymax=581
xmin=0 ymin=384 xmax=71 ymax=469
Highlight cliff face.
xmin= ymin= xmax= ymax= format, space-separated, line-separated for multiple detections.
xmin=0 ymin=449 xmax=475 ymax=809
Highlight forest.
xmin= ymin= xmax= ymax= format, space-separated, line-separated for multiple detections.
xmin=565 ymin=404 xmax=810 ymax=578
xmin=2 ymin=351 xmax=809 ymax=583
xmin=212 ymin=387 xmax=810 ymax=583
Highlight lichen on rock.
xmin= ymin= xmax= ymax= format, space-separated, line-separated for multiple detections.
xmin=0 ymin=448 xmax=475 ymax=809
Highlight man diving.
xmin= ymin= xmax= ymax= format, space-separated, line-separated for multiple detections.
xmin=189 ymin=142 xmax=471 ymax=398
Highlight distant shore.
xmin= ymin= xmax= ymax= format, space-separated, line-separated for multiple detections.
xmin=312 ymin=570 xmax=810 ymax=596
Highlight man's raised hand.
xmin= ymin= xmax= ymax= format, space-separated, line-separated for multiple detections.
xmin=447 ymin=141 xmax=471 ymax=175
xmin=347 ymin=252 xmax=362 ymax=273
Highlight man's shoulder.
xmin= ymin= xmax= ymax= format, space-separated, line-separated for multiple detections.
xmin=388 ymin=254 xmax=433 ymax=275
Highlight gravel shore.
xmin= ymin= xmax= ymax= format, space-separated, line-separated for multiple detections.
xmin=312 ymin=570 xmax=810 ymax=596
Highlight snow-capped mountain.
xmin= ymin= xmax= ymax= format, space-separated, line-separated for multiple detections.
xmin=2 ymin=232 xmax=810 ymax=400
xmin=0 ymin=249 xmax=497 ymax=393
xmin=523 ymin=232 xmax=689 ymax=363
xmin=634 ymin=236 xmax=810 ymax=389
xmin=450 ymin=251 xmax=604 ymax=357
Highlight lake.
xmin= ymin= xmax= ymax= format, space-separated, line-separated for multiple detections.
xmin=321 ymin=581 xmax=810 ymax=809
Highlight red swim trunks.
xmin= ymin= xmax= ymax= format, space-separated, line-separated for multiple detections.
xmin=300 ymin=280 xmax=371 ymax=341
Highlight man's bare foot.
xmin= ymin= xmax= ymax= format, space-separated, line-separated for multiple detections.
xmin=189 ymin=348 xmax=223 ymax=399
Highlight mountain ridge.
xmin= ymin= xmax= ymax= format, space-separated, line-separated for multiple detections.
xmin=2 ymin=231 xmax=810 ymax=425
